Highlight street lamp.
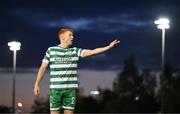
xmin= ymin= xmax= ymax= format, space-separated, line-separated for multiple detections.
xmin=17 ymin=102 xmax=23 ymax=108
xmin=90 ymin=90 xmax=100 ymax=99
xmin=90 ymin=90 xmax=100 ymax=96
xmin=8 ymin=41 xmax=21 ymax=113
xmin=154 ymin=18 xmax=170 ymax=112
xmin=17 ymin=102 xmax=23 ymax=113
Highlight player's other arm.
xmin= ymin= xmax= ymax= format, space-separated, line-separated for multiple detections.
xmin=82 ymin=39 xmax=120 ymax=58
xmin=34 ymin=62 xmax=48 ymax=96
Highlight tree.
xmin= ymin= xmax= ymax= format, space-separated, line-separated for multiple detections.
xmin=113 ymin=56 xmax=141 ymax=94
xmin=98 ymin=88 xmax=118 ymax=112
xmin=141 ymin=69 xmax=156 ymax=95
xmin=112 ymin=56 xmax=143 ymax=112
xmin=172 ymin=70 xmax=180 ymax=112
xmin=112 ymin=55 xmax=159 ymax=112
xmin=159 ymin=64 xmax=180 ymax=112
xmin=139 ymin=68 xmax=160 ymax=112
xmin=75 ymin=95 xmax=101 ymax=113
xmin=0 ymin=105 xmax=11 ymax=113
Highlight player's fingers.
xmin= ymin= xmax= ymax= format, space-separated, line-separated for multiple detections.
xmin=37 ymin=90 xmax=40 ymax=96
xmin=34 ymin=88 xmax=40 ymax=96
xmin=115 ymin=40 xmax=120 ymax=44
xmin=36 ymin=90 xmax=40 ymax=96
xmin=34 ymin=89 xmax=37 ymax=96
xmin=116 ymin=40 xmax=120 ymax=43
xmin=114 ymin=39 xmax=120 ymax=43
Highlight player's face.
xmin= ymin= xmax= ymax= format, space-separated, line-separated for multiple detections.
xmin=63 ymin=31 xmax=74 ymax=46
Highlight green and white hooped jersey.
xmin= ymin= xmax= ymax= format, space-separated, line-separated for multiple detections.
xmin=42 ymin=45 xmax=84 ymax=90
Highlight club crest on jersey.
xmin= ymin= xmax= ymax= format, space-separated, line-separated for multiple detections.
xmin=65 ymin=50 xmax=76 ymax=55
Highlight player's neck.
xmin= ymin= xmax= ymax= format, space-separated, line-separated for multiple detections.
xmin=59 ymin=43 xmax=70 ymax=48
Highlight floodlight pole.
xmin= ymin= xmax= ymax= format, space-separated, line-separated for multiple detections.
xmin=8 ymin=41 xmax=21 ymax=113
xmin=12 ymin=50 xmax=17 ymax=113
xmin=154 ymin=18 xmax=169 ymax=113
xmin=161 ymin=27 xmax=165 ymax=113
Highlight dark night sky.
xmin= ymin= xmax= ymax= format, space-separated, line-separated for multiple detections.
xmin=1 ymin=0 xmax=180 ymax=70
xmin=0 ymin=0 xmax=180 ymax=112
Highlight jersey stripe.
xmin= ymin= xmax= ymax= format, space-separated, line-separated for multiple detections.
xmin=50 ymin=70 xmax=77 ymax=75
xmin=50 ymin=84 xmax=78 ymax=89
xmin=50 ymin=77 xmax=77 ymax=82
xmin=49 ymin=81 xmax=78 ymax=85
xmin=49 ymin=74 xmax=77 ymax=78
xmin=50 ymin=64 xmax=77 ymax=68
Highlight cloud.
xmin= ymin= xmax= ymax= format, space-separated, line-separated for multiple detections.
xmin=48 ymin=18 xmax=93 ymax=30
xmin=46 ymin=14 xmax=151 ymax=33
xmin=12 ymin=10 xmax=151 ymax=33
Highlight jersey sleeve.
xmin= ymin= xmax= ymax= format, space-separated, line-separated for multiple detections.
xmin=74 ymin=47 xmax=84 ymax=57
xmin=42 ymin=48 xmax=50 ymax=64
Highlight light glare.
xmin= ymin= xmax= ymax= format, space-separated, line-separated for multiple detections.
xmin=154 ymin=18 xmax=169 ymax=25
xmin=17 ymin=102 xmax=23 ymax=107
xmin=154 ymin=18 xmax=170 ymax=29
xmin=157 ymin=24 xmax=170 ymax=29
xmin=8 ymin=41 xmax=21 ymax=51
xmin=90 ymin=90 xmax=100 ymax=95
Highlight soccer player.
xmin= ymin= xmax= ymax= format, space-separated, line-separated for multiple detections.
xmin=34 ymin=28 xmax=120 ymax=114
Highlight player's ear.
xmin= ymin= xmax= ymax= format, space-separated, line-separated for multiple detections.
xmin=59 ymin=34 xmax=65 ymax=40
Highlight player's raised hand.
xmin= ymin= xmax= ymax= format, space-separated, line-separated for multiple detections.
xmin=109 ymin=39 xmax=120 ymax=47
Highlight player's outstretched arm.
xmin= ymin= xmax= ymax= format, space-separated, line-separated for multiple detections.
xmin=82 ymin=39 xmax=120 ymax=58
xmin=34 ymin=62 xmax=48 ymax=96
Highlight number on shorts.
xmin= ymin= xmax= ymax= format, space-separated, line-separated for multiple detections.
xmin=71 ymin=97 xmax=75 ymax=104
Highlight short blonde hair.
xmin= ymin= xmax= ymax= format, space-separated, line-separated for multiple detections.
xmin=58 ymin=28 xmax=74 ymax=36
